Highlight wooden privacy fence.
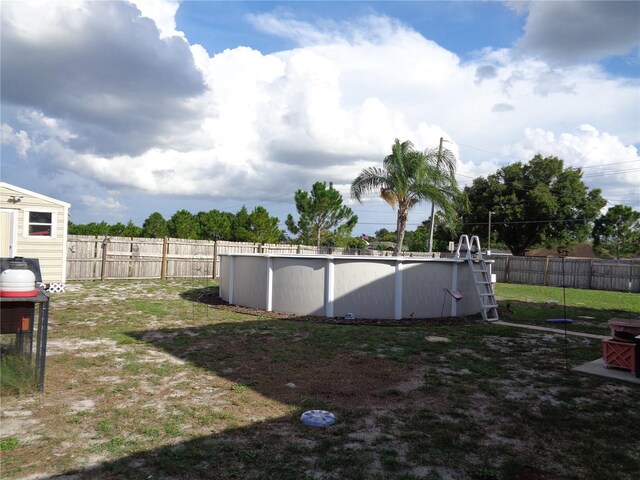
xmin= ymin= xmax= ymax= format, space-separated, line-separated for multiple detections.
xmin=66 ymin=235 xmax=436 ymax=282
xmin=487 ymin=255 xmax=640 ymax=293
xmin=66 ymin=236 xmax=640 ymax=292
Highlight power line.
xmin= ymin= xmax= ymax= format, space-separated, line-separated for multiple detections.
xmin=455 ymin=141 xmax=639 ymax=171
xmin=461 ymin=218 xmax=597 ymax=226
xmin=580 ymin=161 xmax=639 ymax=169
xmin=348 ymin=216 xmax=601 ymax=227
xmin=455 ymin=142 xmax=532 ymax=162
xmin=452 ymin=167 xmax=639 ymax=195
xmin=583 ymin=168 xmax=640 ymax=178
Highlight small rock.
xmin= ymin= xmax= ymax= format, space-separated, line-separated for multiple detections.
xmin=425 ymin=336 xmax=451 ymax=343
xmin=285 ymin=383 xmax=296 ymax=388
xmin=2 ymin=410 xmax=33 ymax=418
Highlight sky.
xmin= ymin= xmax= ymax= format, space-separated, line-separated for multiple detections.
xmin=1 ymin=0 xmax=639 ymax=237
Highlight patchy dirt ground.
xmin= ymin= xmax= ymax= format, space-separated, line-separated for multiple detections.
xmin=1 ymin=280 xmax=638 ymax=480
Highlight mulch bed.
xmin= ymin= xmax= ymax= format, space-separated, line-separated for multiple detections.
xmin=198 ymin=293 xmax=482 ymax=327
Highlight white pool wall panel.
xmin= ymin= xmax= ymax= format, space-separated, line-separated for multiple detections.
xmin=219 ymin=254 xmax=230 ymax=301
xmin=333 ymin=259 xmax=396 ymax=319
xmin=232 ymin=256 xmax=268 ymax=310
xmin=271 ymin=257 xmax=326 ymax=315
xmin=400 ymin=261 xmax=480 ymax=317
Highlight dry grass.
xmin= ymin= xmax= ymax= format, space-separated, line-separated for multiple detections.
xmin=1 ymin=279 xmax=638 ymax=480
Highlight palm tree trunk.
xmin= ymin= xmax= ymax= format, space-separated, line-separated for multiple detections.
xmin=394 ymin=205 xmax=409 ymax=256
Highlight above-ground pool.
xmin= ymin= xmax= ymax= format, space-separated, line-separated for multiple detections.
xmin=219 ymin=253 xmax=491 ymax=320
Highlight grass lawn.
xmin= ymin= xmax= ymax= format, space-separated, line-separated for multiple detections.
xmin=495 ymin=283 xmax=640 ymax=335
xmin=0 ymin=279 xmax=638 ymax=480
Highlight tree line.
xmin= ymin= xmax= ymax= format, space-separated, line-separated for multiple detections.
xmin=69 ymin=205 xmax=284 ymax=244
xmin=69 ymin=140 xmax=640 ymax=259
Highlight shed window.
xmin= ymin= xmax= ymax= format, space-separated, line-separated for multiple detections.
xmin=28 ymin=212 xmax=53 ymax=236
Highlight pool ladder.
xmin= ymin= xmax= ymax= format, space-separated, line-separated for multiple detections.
xmin=454 ymin=235 xmax=499 ymax=322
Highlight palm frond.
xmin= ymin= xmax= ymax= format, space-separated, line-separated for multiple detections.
xmin=380 ymin=188 xmax=398 ymax=209
xmin=350 ymin=167 xmax=388 ymax=202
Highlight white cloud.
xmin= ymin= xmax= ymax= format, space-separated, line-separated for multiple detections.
xmin=1 ymin=0 xmax=205 ymax=156
xmin=1 ymin=2 xmax=638 ymax=224
xmin=81 ymin=195 xmax=126 ymax=212
xmin=1 ymin=124 xmax=31 ymax=157
xmin=128 ymin=0 xmax=181 ymax=39
xmin=247 ymin=12 xmax=337 ymax=46
xmin=16 ymin=110 xmax=77 ymax=143
xmin=504 ymin=125 xmax=640 ymax=205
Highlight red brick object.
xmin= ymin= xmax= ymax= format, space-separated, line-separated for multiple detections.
xmin=603 ymin=339 xmax=636 ymax=373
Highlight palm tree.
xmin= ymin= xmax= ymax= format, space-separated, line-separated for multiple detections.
xmin=351 ymin=139 xmax=460 ymax=255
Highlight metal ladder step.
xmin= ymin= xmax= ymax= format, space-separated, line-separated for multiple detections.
xmin=455 ymin=234 xmax=499 ymax=322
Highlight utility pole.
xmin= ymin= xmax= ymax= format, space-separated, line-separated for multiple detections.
xmin=428 ymin=137 xmax=444 ymax=254
xmin=487 ymin=211 xmax=493 ymax=255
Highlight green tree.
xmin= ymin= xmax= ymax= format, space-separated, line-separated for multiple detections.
xmin=351 ymin=139 xmax=460 ymax=255
xmin=407 ymin=211 xmax=463 ymax=252
xmin=167 ymin=209 xmax=199 ymax=239
xmin=318 ymin=230 xmax=365 ymax=248
xmin=463 ymin=154 xmax=607 ymax=256
xmin=108 ymin=222 xmax=126 ymax=236
xmin=231 ymin=206 xmax=253 ymax=242
xmin=592 ymin=205 xmax=640 ymax=258
xmin=407 ymin=221 xmax=430 ymax=252
xmin=374 ymin=228 xmax=391 ymax=239
xmin=373 ymin=228 xmax=398 ymax=242
xmin=68 ymin=221 xmax=110 ymax=236
xmin=108 ymin=220 xmax=142 ymax=237
xmin=345 ymin=236 xmax=368 ymax=249
xmin=141 ymin=212 xmax=169 ymax=238
xmin=122 ymin=220 xmax=143 ymax=237
xmin=248 ymin=206 xmax=283 ymax=244
xmin=196 ymin=209 xmax=232 ymax=240
xmin=286 ymin=182 xmax=358 ymax=246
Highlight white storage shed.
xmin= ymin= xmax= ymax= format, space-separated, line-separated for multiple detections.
xmin=0 ymin=182 xmax=71 ymax=284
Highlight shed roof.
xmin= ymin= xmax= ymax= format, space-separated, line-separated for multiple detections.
xmin=0 ymin=182 xmax=71 ymax=208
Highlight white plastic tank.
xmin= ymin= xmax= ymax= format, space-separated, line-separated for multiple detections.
xmin=0 ymin=259 xmax=38 ymax=297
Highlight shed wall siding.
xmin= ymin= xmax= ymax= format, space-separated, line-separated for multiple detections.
xmin=0 ymin=184 xmax=69 ymax=283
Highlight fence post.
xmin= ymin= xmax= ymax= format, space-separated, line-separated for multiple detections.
xmin=160 ymin=237 xmax=168 ymax=280
xmin=542 ymin=257 xmax=550 ymax=286
xmin=589 ymin=259 xmax=593 ymax=290
xmin=504 ymin=255 xmax=511 ymax=283
xmin=212 ymin=240 xmax=218 ymax=279
xmin=100 ymin=237 xmax=110 ymax=281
